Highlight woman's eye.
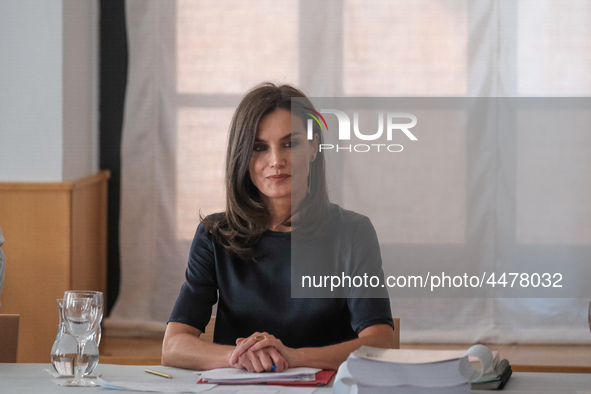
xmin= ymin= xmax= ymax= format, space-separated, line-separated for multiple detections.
xmin=253 ymin=144 xmax=267 ymax=152
xmin=286 ymin=140 xmax=298 ymax=148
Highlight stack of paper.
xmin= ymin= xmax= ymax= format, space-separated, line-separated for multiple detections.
xmin=198 ymin=367 xmax=321 ymax=384
xmin=343 ymin=345 xmax=495 ymax=394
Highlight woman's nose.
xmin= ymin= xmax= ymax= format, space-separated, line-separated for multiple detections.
xmin=269 ymin=147 xmax=287 ymax=169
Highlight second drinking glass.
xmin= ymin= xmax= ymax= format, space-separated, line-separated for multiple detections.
xmin=60 ymin=290 xmax=103 ymax=387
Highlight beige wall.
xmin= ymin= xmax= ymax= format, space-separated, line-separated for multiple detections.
xmin=0 ymin=0 xmax=99 ymax=182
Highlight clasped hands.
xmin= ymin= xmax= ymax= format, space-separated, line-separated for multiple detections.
xmin=228 ymin=332 xmax=292 ymax=373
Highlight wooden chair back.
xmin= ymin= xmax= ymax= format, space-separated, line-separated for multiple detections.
xmin=199 ymin=316 xmax=216 ymax=343
xmin=0 ymin=314 xmax=19 ymax=362
xmin=392 ymin=317 xmax=400 ymax=349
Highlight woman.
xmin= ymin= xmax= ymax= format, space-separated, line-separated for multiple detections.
xmin=162 ymin=83 xmax=394 ymax=372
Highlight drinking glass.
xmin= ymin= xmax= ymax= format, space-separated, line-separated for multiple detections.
xmin=61 ymin=291 xmax=103 ymax=386
xmin=51 ymin=298 xmax=101 ymax=376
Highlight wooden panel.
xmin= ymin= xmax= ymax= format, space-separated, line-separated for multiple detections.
xmin=0 ymin=171 xmax=109 ymax=362
xmin=400 ymin=343 xmax=591 ymax=373
xmin=0 ymin=314 xmax=20 ymax=362
xmin=0 ymin=186 xmax=71 ymax=362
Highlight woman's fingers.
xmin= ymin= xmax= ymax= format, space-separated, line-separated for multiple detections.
xmin=245 ymin=350 xmax=264 ymax=372
xmin=236 ymin=348 xmax=278 ymax=372
xmin=265 ymin=346 xmax=288 ymax=372
xmin=239 ymin=355 xmax=255 ymax=373
xmin=229 ymin=332 xmax=269 ymax=364
xmin=228 ymin=332 xmax=289 ymax=372
xmin=255 ymin=349 xmax=275 ymax=372
xmin=250 ymin=334 xmax=280 ymax=352
xmin=229 ymin=332 xmax=260 ymax=364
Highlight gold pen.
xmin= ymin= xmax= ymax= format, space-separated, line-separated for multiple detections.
xmin=145 ymin=369 xmax=173 ymax=379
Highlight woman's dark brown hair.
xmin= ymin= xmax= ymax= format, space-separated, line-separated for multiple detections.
xmin=202 ymin=82 xmax=330 ymax=258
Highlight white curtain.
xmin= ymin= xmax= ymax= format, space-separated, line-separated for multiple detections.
xmin=106 ymin=0 xmax=591 ymax=343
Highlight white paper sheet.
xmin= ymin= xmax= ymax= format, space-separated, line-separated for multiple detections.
xmin=198 ymin=367 xmax=321 ymax=383
xmin=353 ymin=347 xmax=466 ymax=364
xmin=97 ymin=376 xmax=216 ymax=393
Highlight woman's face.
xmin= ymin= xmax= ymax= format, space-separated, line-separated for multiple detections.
xmin=248 ymin=108 xmax=318 ymax=207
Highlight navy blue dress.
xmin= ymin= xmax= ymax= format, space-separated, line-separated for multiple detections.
xmin=169 ymin=204 xmax=393 ymax=348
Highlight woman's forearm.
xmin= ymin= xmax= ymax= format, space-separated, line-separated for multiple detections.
xmin=290 ymin=327 xmax=395 ymax=370
xmin=161 ymin=331 xmax=235 ymax=370
xmin=162 ymin=322 xmax=236 ymax=370
xmin=162 ymin=322 xmax=290 ymax=372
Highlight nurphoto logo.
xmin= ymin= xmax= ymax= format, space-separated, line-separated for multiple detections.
xmin=305 ymin=108 xmax=418 ymax=153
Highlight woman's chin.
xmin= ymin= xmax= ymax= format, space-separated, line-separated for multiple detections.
xmin=261 ymin=190 xmax=292 ymax=201
xmin=259 ymin=183 xmax=307 ymax=203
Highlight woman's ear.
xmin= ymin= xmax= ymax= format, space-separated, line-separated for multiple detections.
xmin=311 ymin=133 xmax=320 ymax=161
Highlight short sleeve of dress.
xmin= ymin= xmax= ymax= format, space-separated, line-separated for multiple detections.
xmin=345 ymin=214 xmax=395 ymax=334
xmin=168 ymin=223 xmax=219 ymax=333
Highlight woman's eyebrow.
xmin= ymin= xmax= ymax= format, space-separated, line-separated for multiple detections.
xmin=255 ymin=131 xmax=299 ymax=143
xmin=280 ymin=132 xmax=299 ymax=141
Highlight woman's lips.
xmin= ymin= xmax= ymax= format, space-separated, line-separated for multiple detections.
xmin=267 ymin=174 xmax=290 ymax=181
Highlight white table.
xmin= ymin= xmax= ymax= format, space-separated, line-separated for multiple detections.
xmin=0 ymin=364 xmax=330 ymax=393
xmin=0 ymin=364 xmax=590 ymax=393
